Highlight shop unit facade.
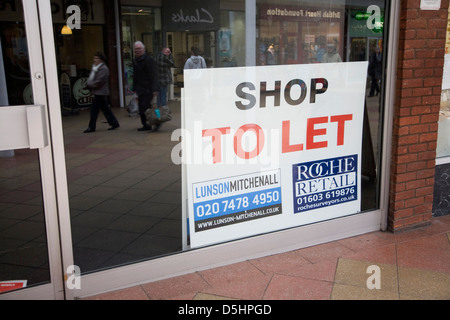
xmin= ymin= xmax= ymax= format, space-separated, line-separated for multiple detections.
xmin=0 ymin=0 xmax=448 ymax=300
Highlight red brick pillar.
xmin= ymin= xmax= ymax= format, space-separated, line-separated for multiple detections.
xmin=389 ymin=0 xmax=448 ymax=231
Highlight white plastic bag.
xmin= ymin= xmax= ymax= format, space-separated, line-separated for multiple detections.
xmin=126 ymin=94 xmax=139 ymax=117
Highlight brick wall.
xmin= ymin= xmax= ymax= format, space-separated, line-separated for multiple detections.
xmin=389 ymin=0 xmax=448 ymax=231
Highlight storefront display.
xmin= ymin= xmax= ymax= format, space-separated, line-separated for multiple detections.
xmin=184 ymin=62 xmax=368 ymax=248
xmin=162 ymin=0 xmax=220 ymax=32
xmin=258 ymin=4 xmax=344 ymax=65
xmin=5 ymin=0 xmax=422 ymax=300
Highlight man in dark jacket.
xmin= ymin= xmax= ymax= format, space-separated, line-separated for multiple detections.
xmin=133 ymin=41 xmax=159 ymax=131
xmin=368 ymin=46 xmax=382 ymax=97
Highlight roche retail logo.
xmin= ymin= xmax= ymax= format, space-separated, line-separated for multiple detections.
xmin=66 ymin=5 xmax=81 ymax=30
xmin=66 ymin=265 xmax=81 ymax=290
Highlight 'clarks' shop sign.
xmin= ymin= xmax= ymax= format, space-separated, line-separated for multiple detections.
xmin=162 ymin=0 xmax=220 ymax=31
xmin=183 ymin=62 xmax=368 ymax=248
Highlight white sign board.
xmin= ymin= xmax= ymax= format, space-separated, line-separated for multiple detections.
xmin=442 ymin=54 xmax=450 ymax=90
xmin=420 ymin=0 xmax=441 ymax=10
xmin=183 ymin=62 xmax=368 ymax=248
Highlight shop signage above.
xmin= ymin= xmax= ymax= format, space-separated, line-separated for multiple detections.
xmin=162 ymin=0 xmax=220 ymax=31
xmin=182 ymin=62 xmax=368 ymax=248
xmin=261 ymin=4 xmax=343 ymax=21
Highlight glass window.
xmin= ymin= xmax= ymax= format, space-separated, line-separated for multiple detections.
xmin=47 ymin=0 xmax=388 ymax=274
xmin=121 ymin=6 xmax=162 ymax=100
xmin=219 ymin=11 xmax=245 ymax=67
xmin=0 ymin=2 xmax=50 ymax=294
xmin=182 ymin=0 xmax=387 ymax=248
xmin=0 ymin=21 xmax=33 ymax=105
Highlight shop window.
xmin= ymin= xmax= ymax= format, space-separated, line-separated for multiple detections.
xmin=182 ymin=0 xmax=387 ymax=248
xmin=121 ymin=6 xmax=162 ymax=100
xmin=0 ymin=22 xmax=32 ymax=105
xmin=252 ymin=0 xmax=386 ymax=213
xmin=219 ymin=11 xmax=245 ymax=67
xmin=55 ymin=25 xmax=105 ymax=112
xmin=0 ymin=4 xmax=50 ymax=293
xmin=50 ymin=0 xmax=389 ymax=274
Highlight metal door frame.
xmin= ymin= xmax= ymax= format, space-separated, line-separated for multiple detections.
xmin=0 ymin=0 xmax=73 ymax=300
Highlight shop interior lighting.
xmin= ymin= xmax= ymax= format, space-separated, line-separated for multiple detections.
xmin=122 ymin=7 xmax=152 ymax=16
xmin=61 ymin=25 xmax=72 ymax=35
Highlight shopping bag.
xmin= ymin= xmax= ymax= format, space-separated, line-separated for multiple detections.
xmin=126 ymin=94 xmax=139 ymax=117
xmin=157 ymin=105 xmax=172 ymax=122
xmin=145 ymin=105 xmax=172 ymax=126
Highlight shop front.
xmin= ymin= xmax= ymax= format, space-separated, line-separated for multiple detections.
xmin=118 ymin=0 xmax=242 ymax=103
xmin=258 ymin=5 xmax=344 ymax=65
xmin=0 ymin=0 xmax=403 ymax=300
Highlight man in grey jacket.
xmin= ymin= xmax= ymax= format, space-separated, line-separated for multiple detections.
xmin=83 ymin=52 xmax=120 ymax=133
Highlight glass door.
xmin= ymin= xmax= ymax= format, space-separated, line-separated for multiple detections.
xmin=0 ymin=0 xmax=67 ymax=299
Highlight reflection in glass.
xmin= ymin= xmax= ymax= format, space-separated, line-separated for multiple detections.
xmin=49 ymin=0 xmax=387 ymax=274
xmin=0 ymin=150 xmax=50 ymax=293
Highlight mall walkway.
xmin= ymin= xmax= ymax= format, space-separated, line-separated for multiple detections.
xmin=83 ymin=215 xmax=450 ymax=300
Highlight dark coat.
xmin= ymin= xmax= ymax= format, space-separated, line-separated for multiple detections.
xmin=133 ymin=53 xmax=159 ymax=96
xmin=369 ymin=52 xmax=382 ymax=80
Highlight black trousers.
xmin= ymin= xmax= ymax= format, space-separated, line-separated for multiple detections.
xmin=369 ymin=77 xmax=380 ymax=96
xmin=138 ymin=93 xmax=152 ymax=128
xmin=88 ymin=95 xmax=120 ymax=130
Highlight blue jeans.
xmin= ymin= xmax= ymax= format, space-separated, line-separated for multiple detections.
xmin=158 ymin=86 xmax=168 ymax=107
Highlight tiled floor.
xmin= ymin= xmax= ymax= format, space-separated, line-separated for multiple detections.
xmin=84 ymin=215 xmax=450 ymax=300
xmin=64 ymin=102 xmax=184 ymax=273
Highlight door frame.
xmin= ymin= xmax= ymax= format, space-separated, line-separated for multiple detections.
xmin=36 ymin=0 xmax=76 ymax=300
xmin=0 ymin=0 xmax=72 ymax=300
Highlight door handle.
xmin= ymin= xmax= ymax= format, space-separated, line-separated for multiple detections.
xmin=0 ymin=105 xmax=49 ymax=151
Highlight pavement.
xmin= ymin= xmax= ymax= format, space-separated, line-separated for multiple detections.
xmin=83 ymin=214 xmax=450 ymax=300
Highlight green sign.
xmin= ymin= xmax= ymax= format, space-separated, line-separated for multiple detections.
xmin=355 ymin=12 xmax=371 ymax=20
xmin=353 ymin=11 xmax=384 ymax=33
